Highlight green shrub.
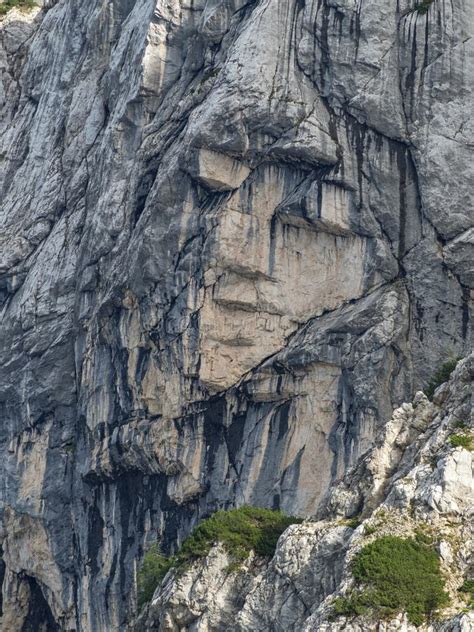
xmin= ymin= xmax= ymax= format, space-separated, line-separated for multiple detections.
xmin=459 ymin=579 xmax=474 ymax=594
xmin=413 ymin=0 xmax=435 ymax=13
xmin=137 ymin=507 xmax=301 ymax=607
xmin=332 ymin=536 xmax=449 ymax=625
xmin=459 ymin=579 xmax=474 ymax=610
xmin=450 ymin=434 xmax=473 ymax=451
xmin=364 ymin=525 xmax=377 ymax=536
xmin=333 ymin=594 xmax=370 ymax=618
xmin=0 ymin=0 xmax=36 ymax=16
xmin=137 ymin=545 xmax=175 ymax=607
xmin=177 ymin=506 xmax=302 ymax=562
xmin=424 ymin=358 xmax=459 ymax=400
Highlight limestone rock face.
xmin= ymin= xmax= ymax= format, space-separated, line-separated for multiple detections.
xmin=0 ymin=0 xmax=472 ymax=630
xmin=187 ymin=149 xmax=251 ymax=192
xmin=137 ymin=357 xmax=474 ymax=632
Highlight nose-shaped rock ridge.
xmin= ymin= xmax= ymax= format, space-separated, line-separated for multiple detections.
xmin=185 ymin=147 xmax=252 ymax=191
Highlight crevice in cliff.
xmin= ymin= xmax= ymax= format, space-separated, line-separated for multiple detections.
xmin=21 ymin=574 xmax=59 ymax=632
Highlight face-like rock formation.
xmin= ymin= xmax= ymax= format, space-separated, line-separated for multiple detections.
xmin=0 ymin=0 xmax=472 ymax=630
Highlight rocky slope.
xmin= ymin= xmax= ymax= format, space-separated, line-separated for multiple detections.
xmin=0 ymin=0 xmax=472 ymax=630
xmin=135 ymin=356 xmax=474 ymax=631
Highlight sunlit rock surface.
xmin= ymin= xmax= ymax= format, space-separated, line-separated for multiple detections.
xmin=136 ymin=357 xmax=474 ymax=631
xmin=0 ymin=0 xmax=472 ymax=629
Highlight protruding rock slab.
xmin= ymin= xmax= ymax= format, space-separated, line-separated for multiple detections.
xmin=187 ymin=148 xmax=251 ymax=191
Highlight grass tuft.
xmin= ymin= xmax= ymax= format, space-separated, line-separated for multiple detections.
xmin=340 ymin=517 xmax=362 ymax=530
xmin=449 ymin=434 xmax=473 ymax=451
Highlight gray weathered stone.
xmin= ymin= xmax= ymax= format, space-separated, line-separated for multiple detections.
xmin=0 ymin=0 xmax=472 ymax=629
xmin=139 ymin=357 xmax=474 ymax=632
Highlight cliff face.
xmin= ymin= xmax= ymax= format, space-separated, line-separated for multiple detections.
xmin=136 ymin=356 xmax=474 ymax=632
xmin=0 ymin=0 xmax=472 ymax=630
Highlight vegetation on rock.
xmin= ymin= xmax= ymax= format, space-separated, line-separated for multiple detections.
xmin=333 ymin=536 xmax=449 ymax=626
xmin=424 ymin=358 xmax=459 ymax=400
xmin=364 ymin=525 xmax=377 ymax=536
xmin=414 ymin=0 xmax=435 ymax=14
xmin=449 ymin=433 xmax=473 ymax=451
xmin=341 ymin=517 xmax=362 ymax=530
xmin=137 ymin=506 xmax=302 ymax=607
xmin=137 ymin=546 xmax=175 ymax=608
xmin=458 ymin=579 xmax=474 ymax=610
xmin=0 ymin=0 xmax=36 ymax=16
